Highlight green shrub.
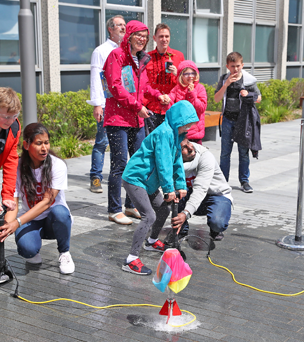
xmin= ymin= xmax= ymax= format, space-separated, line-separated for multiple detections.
xmin=202 ymin=83 xmax=222 ymax=112
xmin=18 ymin=89 xmax=95 ymax=144
xmin=57 ymin=136 xmax=93 ymax=159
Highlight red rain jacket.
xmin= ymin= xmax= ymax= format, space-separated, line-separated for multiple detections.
xmin=0 ymin=119 xmax=21 ymax=201
xmin=103 ymin=20 xmax=161 ymax=128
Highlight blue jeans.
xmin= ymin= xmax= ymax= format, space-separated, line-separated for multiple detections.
xmin=178 ymin=189 xmax=231 ymax=234
xmin=90 ymin=117 xmax=109 ymax=181
xmin=106 ymin=126 xmax=146 ymax=213
xmin=220 ymin=116 xmax=250 ymax=184
xmin=15 ymin=205 xmax=72 ymax=258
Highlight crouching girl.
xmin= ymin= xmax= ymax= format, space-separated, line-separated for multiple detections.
xmin=121 ymin=100 xmax=198 ymax=276
xmin=0 ymin=123 xmax=74 ymax=274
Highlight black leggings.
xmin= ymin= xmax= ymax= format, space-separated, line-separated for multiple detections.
xmin=122 ymin=180 xmax=170 ymax=256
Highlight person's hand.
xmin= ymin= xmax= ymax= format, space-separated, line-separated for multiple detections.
xmin=169 ymin=65 xmax=177 ymax=76
xmin=188 ymin=83 xmax=194 ymax=92
xmin=240 ymin=89 xmax=248 ymax=97
xmin=164 ymin=192 xmax=176 ymax=202
xmin=138 ymin=106 xmax=150 ymax=118
xmin=2 ymin=200 xmax=16 ymax=212
xmin=159 ymin=95 xmax=171 ymax=105
xmin=171 ymin=212 xmax=186 ymax=233
xmin=0 ymin=221 xmax=18 ymax=242
xmin=93 ymin=106 xmax=103 ymax=123
xmin=226 ymin=72 xmax=239 ymax=86
xmin=178 ymin=190 xmax=187 ymax=199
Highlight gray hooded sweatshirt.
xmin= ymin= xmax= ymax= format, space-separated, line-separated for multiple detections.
xmin=184 ymin=143 xmax=233 ymax=216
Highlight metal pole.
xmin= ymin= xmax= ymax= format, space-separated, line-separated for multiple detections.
xmin=276 ymin=105 xmax=304 ymax=250
xmin=18 ymin=0 xmax=37 ymax=127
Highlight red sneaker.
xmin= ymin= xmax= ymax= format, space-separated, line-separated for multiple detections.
xmin=144 ymin=239 xmax=166 ymax=252
xmin=122 ymin=258 xmax=152 ymax=275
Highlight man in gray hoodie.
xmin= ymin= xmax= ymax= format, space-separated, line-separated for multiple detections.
xmin=172 ymin=139 xmax=233 ymax=241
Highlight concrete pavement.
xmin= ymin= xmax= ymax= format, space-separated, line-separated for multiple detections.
xmin=1 ymin=119 xmax=304 ymax=341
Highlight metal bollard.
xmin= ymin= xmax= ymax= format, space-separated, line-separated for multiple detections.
xmin=276 ymin=104 xmax=304 ymax=250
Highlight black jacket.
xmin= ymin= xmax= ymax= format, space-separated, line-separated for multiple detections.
xmin=233 ymin=92 xmax=262 ymax=158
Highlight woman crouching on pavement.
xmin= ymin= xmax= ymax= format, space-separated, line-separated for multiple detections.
xmin=121 ymin=101 xmax=198 ymax=275
xmin=0 ymin=123 xmax=74 ymax=274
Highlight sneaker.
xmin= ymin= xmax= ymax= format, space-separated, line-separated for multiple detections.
xmin=209 ymin=231 xmax=224 ymax=241
xmin=25 ymin=253 xmax=42 ymax=264
xmin=241 ymin=182 xmax=253 ymax=193
xmin=122 ymin=258 xmax=152 ymax=275
xmin=90 ymin=177 xmax=103 ymax=193
xmin=59 ymin=251 xmax=75 ymax=274
xmin=144 ymin=239 xmax=166 ymax=252
xmin=125 ymin=208 xmax=141 ymax=219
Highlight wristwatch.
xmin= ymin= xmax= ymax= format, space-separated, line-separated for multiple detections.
xmin=182 ymin=210 xmax=191 ymax=220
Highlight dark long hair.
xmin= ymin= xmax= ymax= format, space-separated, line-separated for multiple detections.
xmin=20 ymin=123 xmax=57 ymax=207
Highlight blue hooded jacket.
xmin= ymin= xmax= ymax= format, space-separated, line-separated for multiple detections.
xmin=122 ymin=101 xmax=199 ymax=195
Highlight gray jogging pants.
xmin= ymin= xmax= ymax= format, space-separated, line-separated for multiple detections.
xmin=122 ymin=180 xmax=170 ymax=256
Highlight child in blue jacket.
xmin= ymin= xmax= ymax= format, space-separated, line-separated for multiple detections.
xmin=122 ymin=100 xmax=198 ymax=275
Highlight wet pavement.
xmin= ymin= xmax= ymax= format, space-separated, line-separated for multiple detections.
xmin=1 ymin=119 xmax=304 ymax=341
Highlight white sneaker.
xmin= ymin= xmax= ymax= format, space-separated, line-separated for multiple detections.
xmin=25 ymin=253 xmax=42 ymax=264
xmin=59 ymin=251 xmax=75 ymax=274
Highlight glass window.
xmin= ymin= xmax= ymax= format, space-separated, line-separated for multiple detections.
xmin=59 ymin=6 xmax=99 ymax=64
xmin=286 ymin=66 xmax=300 ymax=79
xmin=105 ymin=10 xmax=143 ymax=38
xmin=233 ymin=23 xmax=251 ymax=63
xmin=107 ymin=0 xmax=142 ymax=5
xmin=0 ymin=1 xmax=20 ymax=65
xmin=60 ymin=0 xmax=100 ymax=5
xmin=192 ymin=18 xmax=218 ymax=63
xmin=198 ymin=68 xmax=219 ymax=85
xmin=161 ymin=0 xmax=189 ymax=14
xmin=255 ymin=25 xmax=275 ymax=63
xmin=287 ymin=26 xmax=301 ymax=61
xmin=289 ymin=0 xmax=302 ymax=24
xmin=161 ymin=15 xmax=188 ymax=58
xmin=61 ymin=71 xmax=90 ymax=93
xmin=0 ymin=72 xmax=40 ymax=94
xmin=195 ymin=0 xmax=222 ymax=14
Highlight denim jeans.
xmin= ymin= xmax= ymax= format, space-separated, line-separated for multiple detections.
xmin=106 ymin=125 xmax=146 ymax=213
xmin=90 ymin=116 xmax=109 ymax=181
xmin=220 ymin=116 xmax=250 ymax=184
xmin=15 ymin=205 xmax=72 ymax=258
xmin=178 ymin=188 xmax=231 ymax=234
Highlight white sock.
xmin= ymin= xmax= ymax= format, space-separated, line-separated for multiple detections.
xmin=126 ymin=254 xmax=138 ymax=263
xmin=148 ymin=237 xmax=158 ymax=244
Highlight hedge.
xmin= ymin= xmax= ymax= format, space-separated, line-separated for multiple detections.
xmin=15 ymin=78 xmax=304 ymax=142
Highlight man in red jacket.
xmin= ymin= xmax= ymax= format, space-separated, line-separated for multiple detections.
xmin=143 ymin=23 xmax=185 ymax=134
xmin=0 ymin=87 xmax=21 ymax=212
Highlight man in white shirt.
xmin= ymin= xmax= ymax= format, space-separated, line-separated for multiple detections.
xmin=87 ymin=15 xmax=126 ymax=193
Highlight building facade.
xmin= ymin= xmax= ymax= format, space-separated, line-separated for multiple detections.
xmin=0 ymin=0 xmax=299 ymax=94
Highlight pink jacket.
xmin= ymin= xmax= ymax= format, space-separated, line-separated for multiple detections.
xmin=166 ymin=60 xmax=207 ymax=140
xmin=103 ymin=21 xmax=161 ymax=128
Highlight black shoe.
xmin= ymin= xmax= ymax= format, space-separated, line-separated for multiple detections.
xmin=90 ymin=177 xmax=103 ymax=193
xmin=241 ymin=182 xmax=253 ymax=193
xmin=210 ymin=231 xmax=224 ymax=241
xmin=178 ymin=229 xmax=189 ymax=240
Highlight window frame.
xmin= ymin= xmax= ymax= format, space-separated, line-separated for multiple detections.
xmin=286 ymin=0 xmax=304 ymax=78
xmin=234 ymin=0 xmax=278 ymax=80
xmin=0 ymin=0 xmax=43 ymax=93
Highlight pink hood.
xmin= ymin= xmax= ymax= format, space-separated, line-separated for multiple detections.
xmin=177 ymin=60 xmax=200 ymax=86
xmin=120 ymin=20 xmax=149 ymax=52
xmin=166 ymin=60 xmax=207 ymax=140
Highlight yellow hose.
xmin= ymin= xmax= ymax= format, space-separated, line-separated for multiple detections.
xmin=208 ymin=256 xmax=304 ymax=297
xmin=16 ymin=295 xmax=196 ymax=328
